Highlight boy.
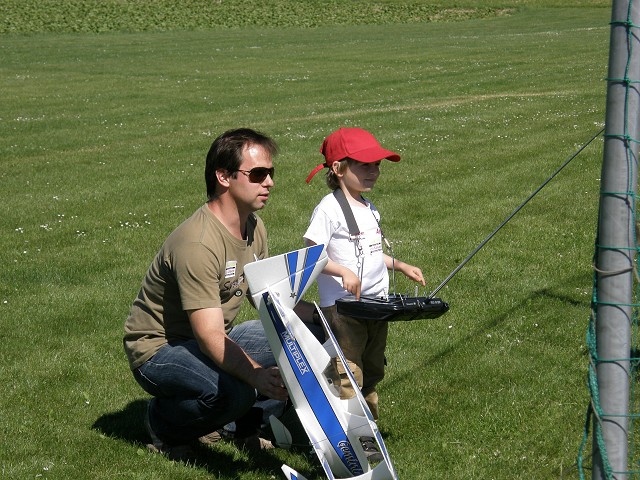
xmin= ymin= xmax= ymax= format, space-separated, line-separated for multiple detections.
xmin=304 ymin=127 xmax=425 ymax=420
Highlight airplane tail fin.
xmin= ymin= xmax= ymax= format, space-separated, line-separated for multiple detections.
xmin=245 ymin=244 xmax=327 ymax=309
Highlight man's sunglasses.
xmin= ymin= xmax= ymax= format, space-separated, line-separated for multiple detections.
xmin=234 ymin=167 xmax=275 ymax=183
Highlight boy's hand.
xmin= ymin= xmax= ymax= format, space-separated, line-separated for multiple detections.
xmin=402 ymin=263 xmax=426 ymax=286
xmin=341 ymin=268 xmax=362 ymax=300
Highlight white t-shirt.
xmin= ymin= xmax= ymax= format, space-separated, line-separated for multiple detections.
xmin=304 ymin=192 xmax=389 ymax=307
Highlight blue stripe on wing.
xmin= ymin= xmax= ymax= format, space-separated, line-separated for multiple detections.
xmin=285 ymin=250 xmax=298 ymax=293
xmin=285 ymin=245 xmax=324 ymax=304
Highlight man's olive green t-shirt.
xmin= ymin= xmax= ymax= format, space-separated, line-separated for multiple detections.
xmin=123 ymin=204 xmax=268 ymax=370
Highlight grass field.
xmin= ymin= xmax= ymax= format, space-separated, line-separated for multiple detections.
xmin=1 ymin=1 xmax=612 ymax=479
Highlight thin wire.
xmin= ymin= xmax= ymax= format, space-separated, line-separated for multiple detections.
xmin=427 ymin=127 xmax=605 ymax=300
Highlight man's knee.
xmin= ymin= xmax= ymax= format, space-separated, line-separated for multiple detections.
xmin=200 ymin=379 xmax=255 ymax=420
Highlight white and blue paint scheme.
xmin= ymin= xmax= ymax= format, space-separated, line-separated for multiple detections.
xmin=244 ymin=244 xmax=399 ymax=480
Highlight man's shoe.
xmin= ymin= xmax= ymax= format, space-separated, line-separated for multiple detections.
xmin=145 ymin=402 xmax=195 ymax=462
xmin=359 ymin=436 xmax=384 ymax=463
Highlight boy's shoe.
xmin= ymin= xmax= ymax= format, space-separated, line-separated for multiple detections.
xmin=359 ymin=436 xmax=384 ymax=463
xmin=219 ymin=427 xmax=274 ymax=451
xmin=145 ymin=402 xmax=195 ymax=462
xmin=233 ymin=433 xmax=274 ymax=451
xmin=198 ymin=430 xmax=223 ymax=445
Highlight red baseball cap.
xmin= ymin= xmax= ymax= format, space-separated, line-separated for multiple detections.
xmin=305 ymin=127 xmax=401 ymax=183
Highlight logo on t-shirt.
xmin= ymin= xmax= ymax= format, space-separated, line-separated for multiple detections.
xmin=369 ymin=240 xmax=383 ymax=254
xmin=225 ymin=260 xmax=237 ymax=278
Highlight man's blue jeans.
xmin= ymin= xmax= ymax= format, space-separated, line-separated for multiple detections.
xmin=133 ymin=320 xmax=280 ymax=445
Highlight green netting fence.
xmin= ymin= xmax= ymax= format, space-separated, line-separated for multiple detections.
xmin=578 ymin=1 xmax=640 ymax=478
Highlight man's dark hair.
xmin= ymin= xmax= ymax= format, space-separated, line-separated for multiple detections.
xmin=205 ymin=128 xmax=278 ymax=200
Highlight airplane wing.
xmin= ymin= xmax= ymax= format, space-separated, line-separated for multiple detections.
xmin=244 ymin=245 xmax=398 ymax=480
xmin=281 ymin=464 xmax=311 ymax=480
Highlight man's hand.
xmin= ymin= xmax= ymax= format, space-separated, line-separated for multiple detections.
xmin=189 ymin=308 xmax=288 ymax=398
xmin=253 ymin=366 xmax=289 ymax=401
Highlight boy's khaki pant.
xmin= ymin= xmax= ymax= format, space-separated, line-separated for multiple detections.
xmin=321 ymin=305 xmax=388 ymax=420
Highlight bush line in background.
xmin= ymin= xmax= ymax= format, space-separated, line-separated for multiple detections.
xmin=0 ymin=1 xmax=512 ymax=34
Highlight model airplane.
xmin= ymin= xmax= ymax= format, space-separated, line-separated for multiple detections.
xmin=244 ymin=244 xmax=399 ymax=480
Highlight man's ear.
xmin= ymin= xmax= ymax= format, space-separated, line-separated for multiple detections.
xmin=216 ymin=169 xmax=231 ymax=187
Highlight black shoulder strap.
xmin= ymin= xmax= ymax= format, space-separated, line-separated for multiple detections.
xmin=333 ymin=189 xmax=360 ymax=236
xmin=245 ymin=213 xmax=256 ymax=245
